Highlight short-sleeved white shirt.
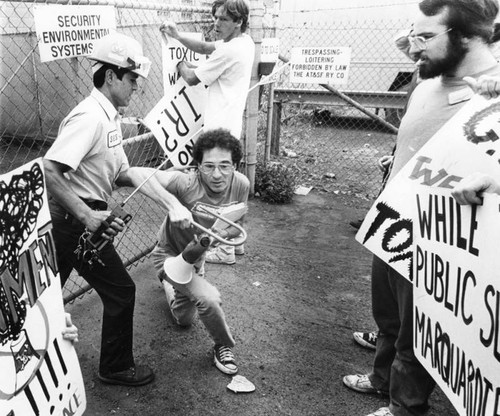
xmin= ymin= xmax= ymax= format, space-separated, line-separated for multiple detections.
xmin=195 ymin=34 xmax=255 ymax=138
xmin=45 ymin=88 xmax=129 ymax=202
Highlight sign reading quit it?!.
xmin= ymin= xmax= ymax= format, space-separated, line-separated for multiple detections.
xmin=290 ymin=47 xmax=351 ymax=85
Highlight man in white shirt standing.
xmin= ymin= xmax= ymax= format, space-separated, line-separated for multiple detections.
xmin=161 ymin=0 xmax=255 ymax=139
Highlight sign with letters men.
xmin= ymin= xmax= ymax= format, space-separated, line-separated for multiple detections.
xmin=33 ymin=5 xmax=116 ymax=62
xmin=289 ymin=47 xmax=351 ymax=85
xmin=0 ymin=159 xmax=86 ymax=416
xmin=356 ymin=94 xmax=500 ymax=282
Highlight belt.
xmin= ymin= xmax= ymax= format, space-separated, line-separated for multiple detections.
xmin=81 ymin=198 xmax=108 ymax=211
xmin=48 ymin=197 xmax=108 ymax=222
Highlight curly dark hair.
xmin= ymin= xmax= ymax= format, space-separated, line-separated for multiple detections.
xmin=192 ymin=128 xmax=243 ymax=166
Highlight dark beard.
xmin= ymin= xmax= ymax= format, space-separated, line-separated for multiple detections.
xmin=418 ymin=39 xmax=467 ymax=79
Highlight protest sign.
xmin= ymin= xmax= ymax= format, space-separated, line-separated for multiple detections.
xmin=261 ymin=38 xmax=280 ymax=63
xmin=0 ymin=159 xmax=86 ymax=416
xmin=143 ymin=78 xmax=208 ymax=168
xmin=290 ymin=47 xmax=351 ymax=85
xmin=161 ymin=33 xmax=207 ymax=95
xmin=356 ymin=94 xmax=500 ymax=281
xmin=33 ymin=4 xmax=116 ymax=62
xmin=413 ymin=188 xmax=500 ymax=416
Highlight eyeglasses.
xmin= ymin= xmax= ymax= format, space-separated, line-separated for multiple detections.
xmin=408 ymin=28 xmax=451 ymax=50
xmin=199 ymin=162 xmax=234 ymax=175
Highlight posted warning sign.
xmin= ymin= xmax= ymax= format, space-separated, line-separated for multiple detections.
xmin=289 ymin=47 xmax=351 ymax=85
xmin=33 ymin=5 xmax=116 ymax=62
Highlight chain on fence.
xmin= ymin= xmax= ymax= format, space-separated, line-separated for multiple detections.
xmin=257 ymin=18 xmax=415 ymax=202
xmin=0 ymin=0 xmax=212 ymax=303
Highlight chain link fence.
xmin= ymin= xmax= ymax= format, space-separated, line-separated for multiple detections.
xmin=0 ymin=0 xmax=212 ymax=303
xmin=257 ymin=17 xmax=416 ymax=201
xmin=2 ymin=1 xmax=422 ymax=303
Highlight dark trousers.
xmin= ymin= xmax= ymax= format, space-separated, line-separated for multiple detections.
xmin=49 ymin=199 xmax=135 ymax=375
xmin=369 ymin=255 xmax=436 ymax=416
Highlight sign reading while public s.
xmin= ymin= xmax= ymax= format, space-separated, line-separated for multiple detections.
xmin=289 ymin=47 xmax=351 ymax=85
xmin=413 ymin=189 xmax=500 ymax=416
xmin=0 ymin=159 xmax=86 ymax=416
xmin=356 ymin=94 xmax=500 ymax=282
xmin=33 ymin=5 xmax=116 ymax=62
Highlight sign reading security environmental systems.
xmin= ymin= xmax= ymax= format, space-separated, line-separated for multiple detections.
xmin=33 ymin=5 xmax=116 ymax=62
xmin=289 ymin=47 xmax=351 ymax=85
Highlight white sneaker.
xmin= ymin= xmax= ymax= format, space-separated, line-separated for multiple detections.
xmin=342 ymin=374 xmax=388 ymax=396
xmin=205 ymin=245 xmax=236 ymax=265
xmin=366 ymin=407 xmax=393 ymax=416
xmin=234 ymin=244 xmax=245 ymax=255
xmin=353 ymin=331 xmax=378 ymax=350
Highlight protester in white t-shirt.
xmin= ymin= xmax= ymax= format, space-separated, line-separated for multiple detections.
xmin=161 ymin=0 xmax=255 ymax=139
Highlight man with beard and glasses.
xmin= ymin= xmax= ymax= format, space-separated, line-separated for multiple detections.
xmin=342 ymin=1 xmax=500 ymax=415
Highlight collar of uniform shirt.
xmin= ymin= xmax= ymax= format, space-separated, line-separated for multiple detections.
xmin=90 ymin=88 xmax=120 ymax=122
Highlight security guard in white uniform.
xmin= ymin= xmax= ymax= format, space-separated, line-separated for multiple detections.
xmin=44 ymin=32 xmax=192 ymax=386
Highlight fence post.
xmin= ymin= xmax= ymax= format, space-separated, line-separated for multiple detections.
xmin=270 ymin=98 xmax=281 ymax=156
xmin=264 ymin=81 xmax=275 ymax=164
xmin=245 ymin=0 xmax=264 ymax=196
xmin=264 ymin=0 xmax=279 ymax=164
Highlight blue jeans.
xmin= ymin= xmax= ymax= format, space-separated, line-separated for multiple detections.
xmin=369 ymin=256 xmax=436 ymax=416
xmin=49 ymin=199 xmax=135 ymax=375
xmin=151 ymin=244 xmax=235 ymax=347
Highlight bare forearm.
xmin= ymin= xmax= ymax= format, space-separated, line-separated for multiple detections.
xmin=118 ymin=167 xmax=192 ymax=225
xmin=174 ymin=34 xmax=214 ymax=55
xmin=177 ymin=61 xmax=201 ymax=86
xmin=160 ymin=21 xmax=215 ymax=54
xmin=118 ymin=167 xmax=174 ymax=209
xmin=219 ymin=225 xmax=244 ymax=240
